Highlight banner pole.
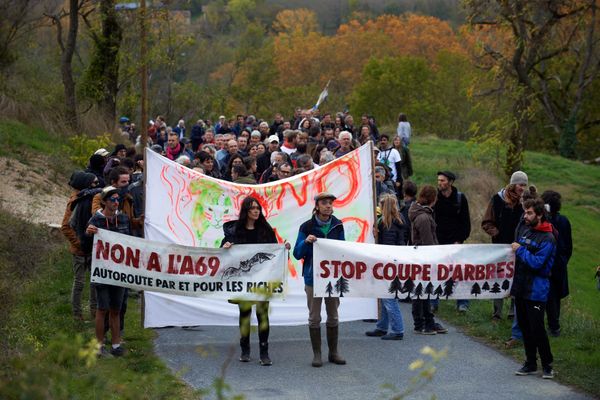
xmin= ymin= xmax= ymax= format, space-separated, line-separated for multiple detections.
xmin=370 ymin=140 xmax=381 ymax=321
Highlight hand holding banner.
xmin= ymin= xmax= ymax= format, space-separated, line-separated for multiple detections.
xmin=91 ymin=229 xmax=287 ymax=301
xmin=313 ymin=239 xmax=515 ymax=300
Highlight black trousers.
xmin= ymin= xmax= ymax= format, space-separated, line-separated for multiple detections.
xmin=515 ymin=298 xmax=553 ymax=367
xmin=412 ymin=299 xmax=434 ymax=330
xmin=239 ymin=301 xmax=269 ymax=348
xmin=546 ymin=282 xmax=561 ymax=332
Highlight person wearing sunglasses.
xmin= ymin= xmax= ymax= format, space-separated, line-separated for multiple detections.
xmin=84 ymin=186 xmax=131 ymax=358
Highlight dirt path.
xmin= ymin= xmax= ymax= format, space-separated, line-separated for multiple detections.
xmin=0 ymin=157 xmax=70 ymax=226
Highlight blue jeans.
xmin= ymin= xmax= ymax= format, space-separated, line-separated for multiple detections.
xmin=511 ymin=304 xmax=523 ymax=340
xmin=376 ymin=299 xmax=404 ymax=335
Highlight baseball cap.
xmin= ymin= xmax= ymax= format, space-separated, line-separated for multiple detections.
xmin=94 ymin=148 xmax=110 ymax=157
xmin=267 ymin=135 xmax=279 ymax=144
xmin=101 ymin=185 xmax=119 ymax=201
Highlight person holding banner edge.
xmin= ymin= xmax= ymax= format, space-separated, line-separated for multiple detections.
xmin=221 ymin=196 xmax=291 ymax=366
xmin=293 ymin=192 xmax=347 ymax=367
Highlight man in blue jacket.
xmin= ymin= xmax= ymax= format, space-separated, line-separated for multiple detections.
xmin=294 ymin=192 xmax=346 ymax=368
xmin=511 ymin=198 xmax=556 ymax=379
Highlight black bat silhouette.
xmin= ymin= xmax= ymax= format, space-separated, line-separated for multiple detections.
xmin=221 ymin=252 xmax=276 ymax=279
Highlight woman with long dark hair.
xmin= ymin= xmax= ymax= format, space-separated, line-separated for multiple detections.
xmin=221 ymin=196 xmax=290 ymax=365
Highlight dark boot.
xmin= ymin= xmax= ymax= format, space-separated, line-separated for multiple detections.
xmin=259 ymin=342 xmax=272 ymax=366
xmin=309 ymin=327 xmax=322 ymax=367
xmin=326 ymin=326 xmax=346 ymax=365
xmin=239 ymin=335 xmax=250 ymax=362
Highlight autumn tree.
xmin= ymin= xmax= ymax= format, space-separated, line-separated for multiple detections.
xmin=464 ymin=0 xmax=600 ymax=164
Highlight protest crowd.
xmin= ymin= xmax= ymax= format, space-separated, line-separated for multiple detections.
xmin=61 ymin=107 xmax=572 ymax=380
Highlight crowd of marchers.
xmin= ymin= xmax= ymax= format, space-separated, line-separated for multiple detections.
xmin=61 ymin=108 xmax=571 ymax=380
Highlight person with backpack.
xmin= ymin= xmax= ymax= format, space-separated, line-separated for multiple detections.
xmin=433 ymin=171 xmax=471 ymax=313
xmin=60 ymin=171 xmax=102 ymax=321
xmin=365 ymin=194 xmax=408 ymax=340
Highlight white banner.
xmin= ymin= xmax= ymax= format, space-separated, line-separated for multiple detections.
xmin=313 ymin=239 xmax=515 ymax=299
xmin=144 ymin=144 xmax=377 ymax=327
xmin=91 ymin=229 xmax=287 ymax=301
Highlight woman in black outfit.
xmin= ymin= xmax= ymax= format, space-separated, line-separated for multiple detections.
xmin=221 ymin=196 xmax=289 ymax=365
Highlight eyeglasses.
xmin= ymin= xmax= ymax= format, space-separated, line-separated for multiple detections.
xmin=107 ymin=197 xmax=120 ymax=203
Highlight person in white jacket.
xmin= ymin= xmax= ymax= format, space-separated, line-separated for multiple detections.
xmin=396 ymin=113 xmax=412 ymax=147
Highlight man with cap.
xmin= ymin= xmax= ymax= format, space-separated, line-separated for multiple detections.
xmin=84 ymin=186 xmax=131 ymax=357
xmin=433 ymin=171 xmax=471 ymax=312
xmin=482 ymin=170 xmax=529 ymax=320
xmin=293 ymin=192 xmax=346 ymax=368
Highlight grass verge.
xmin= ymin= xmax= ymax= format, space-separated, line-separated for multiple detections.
xmin=0 ymin=208 xmax=198 ymax=399
xmin=409 ymin=136 xmax=600 ymax=397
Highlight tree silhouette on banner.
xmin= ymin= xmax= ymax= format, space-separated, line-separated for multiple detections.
xmin=501 ymin=279 xmax=511 ymax=291
xmin=388 ymin=277 xmax=403 ymax=299
xmin=471 ymin=282 xmax=481 ymax=297
xmin=425 ymin=282 xmax=435 ymax=299
xmin=443 ymin=278 xmax=455 ymax=299
xmin=434 ymin=284 xmax=443 ymax=299
xmin=489 ymin=282 xmax=502 ymax=294
xmin=325 ymin=282 xmax=334 ymax=297
xmin=413 ymin=282 xmax=424 ymax=299
xmin=335 ymin=277 xmax=350 ymax=297
xmin=481 ymin=281 xmax=490 ymax=291
xmin=402 ymin=278 xmax=415 ymax=300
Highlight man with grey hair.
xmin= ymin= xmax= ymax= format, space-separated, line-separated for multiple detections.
xmin=482 ymin=170 xmax=530 ymax=321
xmin=333 ymin=131 xmax=355 ymax=158
xmin=173 ymin=119 xmax=186 ymax=140
xmin=258 ymin=121 xmax=270 ymax=140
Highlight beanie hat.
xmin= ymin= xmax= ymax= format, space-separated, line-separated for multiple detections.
xmin=69 ymin=171 xmax=96 ymax=190
xmin=510 ymin=171 xmax=528 ymax=185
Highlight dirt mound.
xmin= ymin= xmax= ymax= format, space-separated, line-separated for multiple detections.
xmin=0 ymin=157 xmax=70 ymax=226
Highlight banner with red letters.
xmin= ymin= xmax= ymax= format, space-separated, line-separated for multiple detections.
xmin=91 ymin=229 xmax=287 ymax=301
xmin=313 ymin=239 xmax=514 ymax=299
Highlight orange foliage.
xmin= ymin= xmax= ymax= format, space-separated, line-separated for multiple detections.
xmin=272 ymin=9 xmax=319 ymax=36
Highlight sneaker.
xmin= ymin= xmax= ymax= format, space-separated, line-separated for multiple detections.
xmin=417 ymin=328 xmax=437 ymax=335
xmin=239 ymin=352 xmax=250 ymax=362
xmin=457 ymin=304 xmax=468 ymax=313
xmin=433 ymin=323 xmax=448 ymax=334
xmin=542 ymin=366 xmax=555 ymax=379
xmin=504 ymin=338 xmax=520 ymax=348
xmin=515 ymin=363 xmax=537 ymax=376
xmin=110 ymin=345 xmax=126 ymax=357
xmin=365 ymin=329 xmax=387 ymax=337
xmin=381 ymin=333 xmax=404 ymax=340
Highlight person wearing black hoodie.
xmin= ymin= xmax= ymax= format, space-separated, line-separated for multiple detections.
xmin=85 ymin=154 xmax=106 ymax=188
xmin=61 ymin=171 xmax=102 ymax=320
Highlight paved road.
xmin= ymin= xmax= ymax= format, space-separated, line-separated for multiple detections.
xmin=154 ymin=303 xmax=592 ymax=400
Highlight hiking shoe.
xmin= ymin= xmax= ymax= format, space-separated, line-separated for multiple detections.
xmin=110 ymin=346 xmax=126 ymax=357
xmin=542 ymin=366 xmax=555 ymax=379
xmin=416 ymin=328 xmax=437 ymax=335
xmin=515 ymin=363 xmax=537 ymax=376
xmin=381 ymin=333 xmax=404 ymax=340
xmin=365 ymin=329 xmax=387 ymax=337
xmin=504 ymin=338 xmax=520 ymax=348
xmin=433 ymin=323 xmax=448 ymax=334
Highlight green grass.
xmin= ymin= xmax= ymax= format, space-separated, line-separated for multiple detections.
xmin=0 ymin=119 xmax=67 ymax=157
xmin=0 ymin=210 xmax=198 ymax=399
xmin=408 ymin=135 xmax=600 ymax=397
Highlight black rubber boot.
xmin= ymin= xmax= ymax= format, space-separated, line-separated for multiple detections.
xmin=239 ymin=335 xmax=250 ymax=362
xmin=326 ymin=326 xmax=346 ymax=365
xmin=259 ymin=342 xmax=272 ymax=366
xmin=309 ymin=327 xmax=323 ymax=367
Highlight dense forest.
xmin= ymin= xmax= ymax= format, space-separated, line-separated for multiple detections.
xmin=1 ymin=0 xmax=599 ymax=171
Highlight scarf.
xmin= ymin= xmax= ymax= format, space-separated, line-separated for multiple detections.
xmin=504 ymin=184 xmax=521 ymax=207
xmin=166 ymin=143 xmax=181 ymax=160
